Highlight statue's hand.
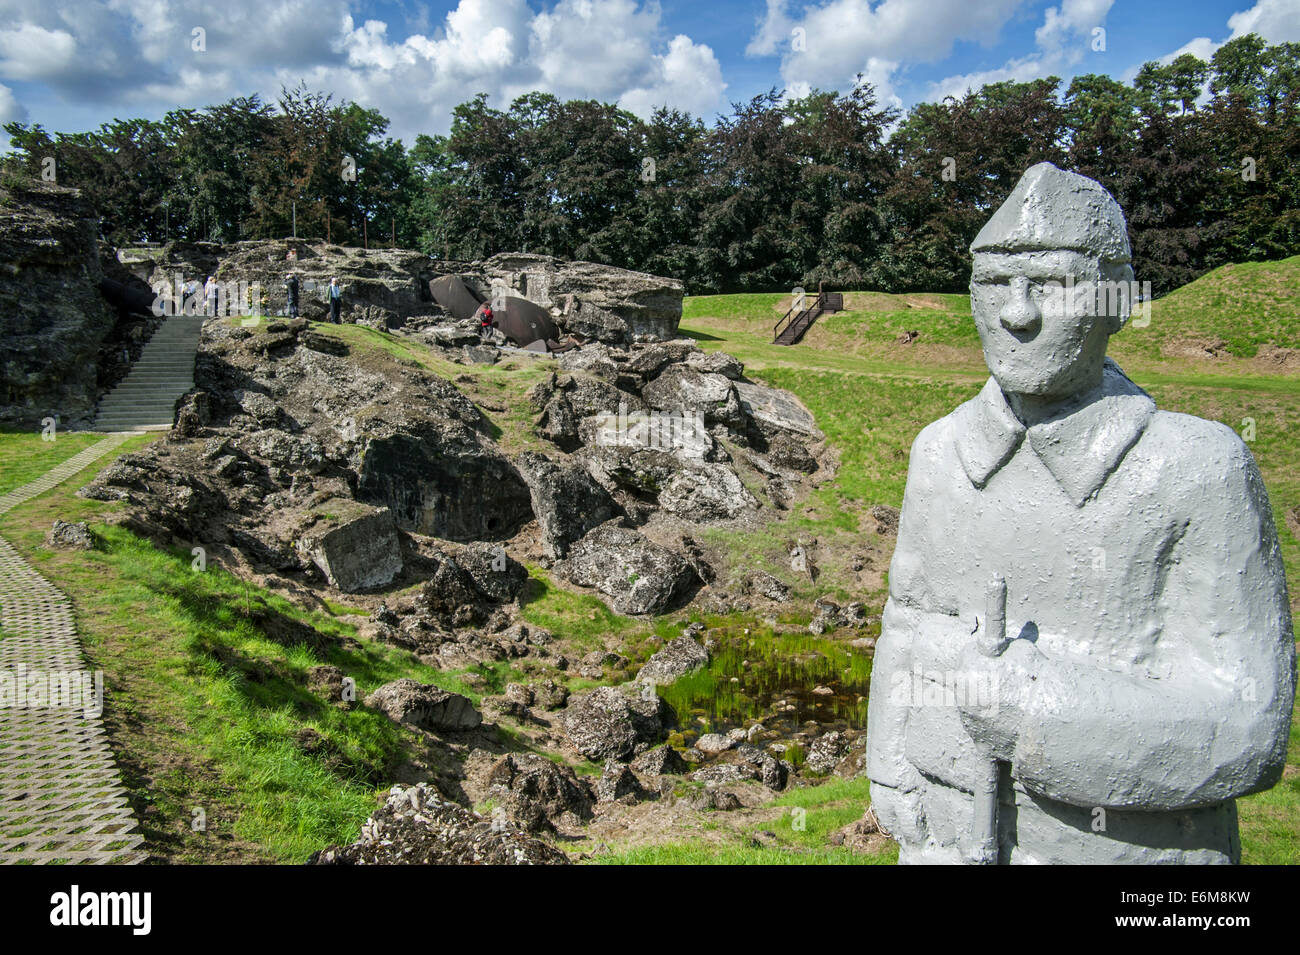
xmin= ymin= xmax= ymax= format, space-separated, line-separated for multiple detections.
xmin=957 ymin=637 xmax=1046 ymax=762
xmin=868 ymin=780 xmax=927 ymax=845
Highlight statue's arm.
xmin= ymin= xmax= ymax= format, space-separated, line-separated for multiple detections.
xmin=865 ymin=427 xmax=950 ymax=839
xmin=1012 ymin=433 xmax=1296 ymax=811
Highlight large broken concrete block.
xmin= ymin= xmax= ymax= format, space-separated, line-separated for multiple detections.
xmin=478 ymin=253 xmax=684 ymax=342
xmin=734 ymin=380 xmax=821 ymax=438
xmin=298 ymin=500 xmax=402 ymax=592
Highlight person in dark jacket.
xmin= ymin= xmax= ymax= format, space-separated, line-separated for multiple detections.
xmin=328 ymin=277 xmax=342 ymax=323
xmin=285 ymin=273 xmax=300 ymax=319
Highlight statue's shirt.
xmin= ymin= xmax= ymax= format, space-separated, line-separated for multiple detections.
xmin=869 ymin=360 xmax=1295 ymax=864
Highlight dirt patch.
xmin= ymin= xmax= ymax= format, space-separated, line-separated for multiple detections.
xmin=569 ymin=779 xmax=784 ymax=854
xmin=1160 ymin=336 xmax=1229 ymax=362
xmin=1254 ymin=345 xmax=1300 ymax=372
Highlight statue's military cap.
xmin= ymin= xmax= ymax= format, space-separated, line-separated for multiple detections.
xmin=971 ymin=162 xmax=1131 ymax=263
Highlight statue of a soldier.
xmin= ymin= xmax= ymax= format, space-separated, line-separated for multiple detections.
xmin=866 ymin=162 xmax=1296 ymax=864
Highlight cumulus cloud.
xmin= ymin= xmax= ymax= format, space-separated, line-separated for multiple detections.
xmin=1119 ymin=0 xmax=1300 ymax=88
xmin=0 ymin=82 xmax=27 ymax=125
xmin=620 ymin=34 xmax=727 ymax=117
xmin=1228 ymin=0 xmax=1300 ymax=43
xmin=0 ymin=24 xmax=78 ymax=81
xmin=746 ymin=0 xmax=1031 ymax=112
xmin=925 ymin=0 xmax=1113 ymax=101
xmin=0 ymin=0 xmax=727 ymax=140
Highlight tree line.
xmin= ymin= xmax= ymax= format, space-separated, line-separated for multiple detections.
xmin=3 ymin=35 xmax=1298 ymax=297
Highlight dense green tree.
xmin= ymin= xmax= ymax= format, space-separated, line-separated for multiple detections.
xmin=4 ymin=32 xmax=1298 ymax=296
xmin=877 ymin=78 xmax=1066 ymax=292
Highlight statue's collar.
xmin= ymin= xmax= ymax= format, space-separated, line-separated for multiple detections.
xmin=954 ymin=359 xmax=1155 ymax=507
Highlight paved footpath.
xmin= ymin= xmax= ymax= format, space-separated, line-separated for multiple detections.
xmin=0 ymin=434 xmax=146 ymax=863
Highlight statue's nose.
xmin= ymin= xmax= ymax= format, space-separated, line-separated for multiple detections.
xmin=1000 ymin=277 xmax=1041 ymax=334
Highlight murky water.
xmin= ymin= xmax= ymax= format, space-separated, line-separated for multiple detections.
xmin=657 ymin=624 xmax=874 ymax=747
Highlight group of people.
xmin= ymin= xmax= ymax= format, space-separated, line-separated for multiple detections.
xmin=283 ymin=273 xmax=343 ymax=323
xmin=176 ymin=272 xmax=340 ymax=321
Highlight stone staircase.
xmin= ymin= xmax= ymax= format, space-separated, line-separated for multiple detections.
xmin=92 ymin=316 xmax=205 ymax=431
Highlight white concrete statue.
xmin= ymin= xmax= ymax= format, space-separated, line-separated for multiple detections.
xmin=865 ymin=162 xmax=1296 ymax=864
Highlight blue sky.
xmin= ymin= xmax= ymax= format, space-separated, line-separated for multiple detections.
xmin=0 ymin=0 xmax=1296 ymax=146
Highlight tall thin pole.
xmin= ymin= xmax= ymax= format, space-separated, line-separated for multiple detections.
xmin=391 ymin=217 xmax=395 ymax=248
xmin=292 ymin=201 xmax=297 ymax=239
xmin=363 ymin=218 xmax=368 ymax=250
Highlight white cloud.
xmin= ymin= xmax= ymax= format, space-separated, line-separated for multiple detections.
xmin=747 ymin=0 xmax=1031 ymax=112
xmin=0 ymin=24 xmax=78 ymax=81
xmin=620 ymin=34 xmax=727 ymax=117
xmin=746 ymin=0 xmax=794 ymax=57
xmin=0 ymin=82 xmax=27 ymax=125
xmin=0 ymin=0 xmax=727 ymax=140
xmin=1228 ymin=0 xmax=1300 ymax=43
xmin=925 ymin=0 xmax=1113 ymax=101
xmin=1035 ymin=0 xmax=1113 ymax=56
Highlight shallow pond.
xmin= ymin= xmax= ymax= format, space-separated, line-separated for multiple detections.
xmin=655 ymin=624 xmax=873 ymax=747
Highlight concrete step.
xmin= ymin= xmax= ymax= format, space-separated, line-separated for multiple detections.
xmin=96 ymin=397 xmax=182 ymax=407
xmin=94 ymin=417 xmax=174 ymax=425
xmin=98 ymin=398 xmax=181 ymax=407
xmin=94 ymin=413 xmax=174 ymax=419
xmin=94 ymin=318 xmax=205 ymax=428
xmin=111 ymin=378 xmax=195 ymax=387
xmin=112 ymin=378 xmax=195 ymax=385
xmin=107 ymin=387 xmax=193 ymax=396
xmin=98 ymin=398 xmax=181 ymax=406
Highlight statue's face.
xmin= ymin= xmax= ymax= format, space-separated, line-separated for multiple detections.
xmin=970 ymin=250 xmax=1125 ymax=399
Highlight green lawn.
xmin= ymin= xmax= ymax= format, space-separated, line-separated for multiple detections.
xmin=0 ymin=429 xmax=109 ymax=494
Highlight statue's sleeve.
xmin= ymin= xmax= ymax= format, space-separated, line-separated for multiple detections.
xmin=1013 ymin=427 xmax=1296 ymax=810
xmin=866 ymin=422 xmax=951 ymax=795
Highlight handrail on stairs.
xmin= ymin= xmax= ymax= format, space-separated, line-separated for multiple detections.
xmin=773 ymin=282 xmax=837 ymax=343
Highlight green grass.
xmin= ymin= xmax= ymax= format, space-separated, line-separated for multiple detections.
xmin=596 ymin=777 xmax=897 ymax=864
xmin=0 ymin=429 xmax=108 ymax=494
xmin=0 ymin=437 xmax=511 ymax=862
xmin=1239 ymin=695 xmax=1300 ymax=864
xmin=518 ymin=566 xmax=647 ymax=653
xmin=1116 ymin=255 xmax=1300 ymax=361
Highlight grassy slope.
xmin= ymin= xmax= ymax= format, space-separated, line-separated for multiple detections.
xmin=0 ymin=428 xmax=523 ymax=862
